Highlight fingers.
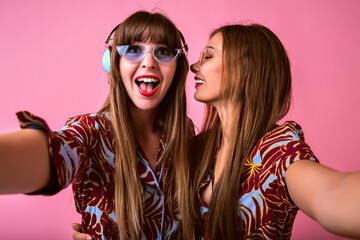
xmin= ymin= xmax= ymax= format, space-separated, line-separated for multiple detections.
xmin=72 ymin=223 xmax=92 ymax=240
xmin=72 ymin=231 xmax=92 ymax=240
xmin=72 ymin=223 xmax=82 ymax=232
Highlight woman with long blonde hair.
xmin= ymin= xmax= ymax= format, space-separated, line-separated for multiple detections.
xmin=0 ymin=11 xmax=193 ymax=239
xmin=190 ymin=24 xmax=360 ymax=239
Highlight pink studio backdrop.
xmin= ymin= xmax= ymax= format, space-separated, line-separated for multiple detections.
xmin=1 ymin=1 xmax=359 ymax=239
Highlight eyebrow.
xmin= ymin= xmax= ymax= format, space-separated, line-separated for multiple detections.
xmin=205 ymin=46 xmax=216 ymax=50
xmin=204 ymin=46 xmax=221 ymax=55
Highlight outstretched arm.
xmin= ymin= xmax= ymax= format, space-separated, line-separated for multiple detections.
xmin=285 ymin=160 xmax=360 ymax=238
xmin=0 ymin=129 xmax=51 ymax=194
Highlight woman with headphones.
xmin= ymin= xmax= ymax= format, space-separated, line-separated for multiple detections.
xmin=0 ymin=10 xmax=194 ymax=240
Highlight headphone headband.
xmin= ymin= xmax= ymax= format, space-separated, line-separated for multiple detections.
xmin=104 ymin=24 xmax=121 ymax=45
xmin=177 ymin=30 xmax=188 ymax=53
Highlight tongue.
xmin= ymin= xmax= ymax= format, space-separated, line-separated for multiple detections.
xmin=139 ymin=82 xmax=155 ymax=92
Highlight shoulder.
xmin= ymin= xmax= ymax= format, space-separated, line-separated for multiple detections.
xmin=251 ymin=121 xmax=313 ymax=163
xmin=56 ymin=112 xmax=113 ymax=145
xmin=64 ymin=112 xmax=111 ymax=132
xmin=253 ymin=121 xmax=318 ymax=166
xmin=261 ymin=121 xmax=305 ymax=145
xmin=65 ymin=112 xmax=109 ymax=124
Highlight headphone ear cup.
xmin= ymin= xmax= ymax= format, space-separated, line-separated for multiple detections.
xmin=102 ymin=46 xmax=112 ymax=74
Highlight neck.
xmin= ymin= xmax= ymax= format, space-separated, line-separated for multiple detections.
xmin=213 ymin=104 xmax=234 ymax=183
xmin=131 ymin=107 xmax=160 ymax=138
xmin=216 ymin=105 xmax=233 ymax=142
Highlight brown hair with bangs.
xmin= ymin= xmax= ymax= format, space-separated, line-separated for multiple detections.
xmin=99 ymin=11 xmax=191 ymax=239
xmin=190 ymin=24 xmax=292 ymax=239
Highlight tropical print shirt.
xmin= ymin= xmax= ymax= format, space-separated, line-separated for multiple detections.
xmin=17 ymin=111 xmax=182 ymax=240
xmin=195 ymin=121 xmax=319 ymax=240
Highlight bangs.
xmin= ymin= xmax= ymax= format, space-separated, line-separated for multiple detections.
xmin=116 ymin=12 xmax=181 ymax=50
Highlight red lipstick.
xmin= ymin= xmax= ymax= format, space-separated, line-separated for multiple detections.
xmin=135 ymin=75 xmax=160 ymax=96
xmin=194 ymin=76 xmax=205 ymax=88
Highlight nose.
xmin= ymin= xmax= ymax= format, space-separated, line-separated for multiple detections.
xmin=190 ymin=60 xmax=200 ymax=73
xmin=141 ymin=50 xmax=157 ymax=69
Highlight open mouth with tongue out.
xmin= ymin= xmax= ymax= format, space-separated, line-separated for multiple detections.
xmin=135 ymin=75 xmax=160 ymax=96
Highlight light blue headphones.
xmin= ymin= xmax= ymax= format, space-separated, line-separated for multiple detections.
xmin=102 ymin=24 xmax=188 ymax=74
xmin=102 ymin=48 xmax=111 ymax=74
xmin=102 ymin=24 xmax=120 ymax=74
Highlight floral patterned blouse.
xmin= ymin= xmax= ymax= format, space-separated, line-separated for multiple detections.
xmin=17 ymin=111 xmax=184 ymax=240
xmin=195 ymin=121 xmax=319 ymax=240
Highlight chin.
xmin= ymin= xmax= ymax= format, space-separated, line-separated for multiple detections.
xmin=134 ymin=102 xmax=160 ymax=111
xmin=194 ymin=93 xmax=206 ymax=104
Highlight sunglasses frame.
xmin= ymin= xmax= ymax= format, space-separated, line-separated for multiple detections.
xmin=116 ymin=45 xmax=183 ymax=63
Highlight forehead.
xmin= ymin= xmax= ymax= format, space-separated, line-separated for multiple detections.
xmin=136 ymin=27 xmax=169 ymax=46
xmin=207 ymin=32 xmax=223 ymax=50
xmin=139 ymin=28 xmax=151 ymax=42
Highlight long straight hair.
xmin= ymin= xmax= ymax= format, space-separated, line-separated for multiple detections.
xmin=191 ymin=24 xmax=292 ymax=239
xmin=99 ymin=11 xmax=191 ymax=239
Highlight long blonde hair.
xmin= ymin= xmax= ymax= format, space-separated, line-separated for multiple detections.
xmin=99 ymin=11 xmax=191 ymax=239
xmin=191 ymin=24 xmax=292 ymax=239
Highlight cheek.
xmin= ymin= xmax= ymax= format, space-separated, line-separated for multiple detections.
xmin=169 ymin=61 xmax=177 ymax=77
xmin=119 ymin=59 xmax=126 ymax=78
xmin=119 ymin=58 xmax=137 ymax=80
xmin=163 ymin=63 xmax=177 ymax=85
xmin=203 ymin=63 xmax=222 ymax=94
xmin=213 ymin=62 xmax=222 ymax=85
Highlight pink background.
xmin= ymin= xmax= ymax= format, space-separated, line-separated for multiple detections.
xmin=1 ymin=0 xmax=359 ymax=239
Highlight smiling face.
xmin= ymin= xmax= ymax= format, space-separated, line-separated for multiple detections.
xmin=190 ymin=32 xmax=223 ymax=107
xmin=119 ymin=38 xmax=177 ymax=112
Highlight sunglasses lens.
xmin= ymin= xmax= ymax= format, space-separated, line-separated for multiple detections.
xmin=118 ymin=45 xmax=144 ymax=62
xmin=117 ymin=45 xmax=181 ymax=63
xmin=199 ymin=48 xmax=210 ymax=64
xmin=153 ymin=47 xmax=175 ymax=63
